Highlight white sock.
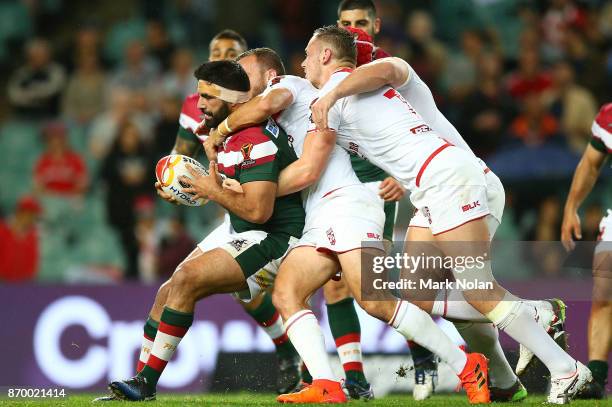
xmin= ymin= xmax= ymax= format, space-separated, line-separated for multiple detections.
xmin=284 ymin=309 xmax=335 ymax=380
xmin=431 ymin=289 xmax=490 ymax=322
xmin=390 ymin=300 xmax=467 ymax=374
xmin=486 ymin=297 xmax=576 ymax=377
xmin=455 ymin=322 xmax=516 ymax=389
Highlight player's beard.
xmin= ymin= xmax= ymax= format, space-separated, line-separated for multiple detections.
xmin=203 ymin=102 xmax=230 ymax=129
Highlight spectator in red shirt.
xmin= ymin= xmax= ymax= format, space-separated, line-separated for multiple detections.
xmin=33 ymin=121 xmax=88 ymax=197
xmin=0 ymin=196 xmax=42 ymax=282
xmin=506 ymin=47 xmax=553 ymax=100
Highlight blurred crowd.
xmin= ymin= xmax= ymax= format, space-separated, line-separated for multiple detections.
xmin=0 ymin=0 xmax=611 ymax=283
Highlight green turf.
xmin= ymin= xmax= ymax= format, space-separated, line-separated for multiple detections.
xmin=0 ymin=393 xmax=610 ymax=406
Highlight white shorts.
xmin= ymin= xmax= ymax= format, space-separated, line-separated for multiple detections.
xmin=595 ymin=210 xmax=612 ymax=254
xmin=409 ymin=147 xmax=503 ymax=236
xmin=197 ymin=214 xmax=298 ymax=301
xmin=296 ymin=184 xmax=386 ymax=253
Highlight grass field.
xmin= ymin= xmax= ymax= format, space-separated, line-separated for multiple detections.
xmin=0 ymin=393 xmax=609 ymax=406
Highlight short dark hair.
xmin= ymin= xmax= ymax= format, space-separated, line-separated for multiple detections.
xmin=210 ymin=29 xmax=248 ymax=51
xmin=337 ymin=0 xmax=376 ymax=18
xmin=236 ymin=47 xmax=286 ymax=76
xmin=194 ymin=60 xmax=250 ymax=92
xmin=313 ymin=25 xmax=357 ymax=65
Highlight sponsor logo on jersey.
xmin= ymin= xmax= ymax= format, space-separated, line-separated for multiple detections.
xmin=326 ymin=228 xmax=336 ymax=245
xmin=461 ymin=201 xmax=481 ymax=212
xmin=265 ymin=118 xmax=280 ymax=138
xmin=229 ymin=239 xmax=249 ymax=252
xmin=410 ymin=124 xmax=432 ymax=134
xmin=240 ymin=143 xmax=256 ymax=168
xmin=349 ymin=142 xmax=359 ymax=154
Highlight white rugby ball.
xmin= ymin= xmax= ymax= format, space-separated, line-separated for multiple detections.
xmin=155 ymin=155 xmax=209 ymax=206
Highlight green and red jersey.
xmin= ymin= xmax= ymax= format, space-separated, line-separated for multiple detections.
xmin=177 ymin=93 xmax=209 ymax=143
xmin=217 ymin=118 xmax=304 ymax=236
xmin=590 ymin=103 xmax=612 ymax=155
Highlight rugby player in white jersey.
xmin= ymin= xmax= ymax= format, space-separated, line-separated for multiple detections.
xmin=209 ymin=47 xmax=492 ymax=404
xmin=292 ymin=25 xmax=592 ymax=404
xmin=310 ymin=34 xmax=579 ymax=401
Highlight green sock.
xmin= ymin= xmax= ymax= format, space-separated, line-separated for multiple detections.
xmin=408 ymin=340 xmax=435 ymax=366
xmin=137 ymin=318 xmax=159 ymax=372
xmin=139 ymin=307 xmax=193 ymax=388
xmin=587 ymin=360 xmax=608 ymax=386
xmin=246 ymin=293 xmax=297 ymax=359
xmin=144 ymin=317 xmax=159 ymax=338
xmin=327 ymin=298 xmax=367 ymax=384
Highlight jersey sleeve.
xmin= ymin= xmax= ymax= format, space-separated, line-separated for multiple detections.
xmin=263 ymin=75 xmax=302 ymax=100
xmin=394 ymin=58 xmax=414 ymax=92
xmin=177 ymin=94 xmax=204 ymax=142
xmin=235 ymin=128 xmax=280 ymax=184
xmin=590 ymin=103 xmax=612 ymax=154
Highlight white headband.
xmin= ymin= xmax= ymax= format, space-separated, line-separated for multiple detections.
xmin=197 ymin=80 xmax=250 ymax=104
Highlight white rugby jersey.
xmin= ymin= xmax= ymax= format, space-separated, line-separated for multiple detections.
xmin=311 ymin=69 xmax=449 ymax=191
xmin=396 ymin=61 xmax=475 ymax=157
xmin=263 ymin=75 xmax=361 ymax=213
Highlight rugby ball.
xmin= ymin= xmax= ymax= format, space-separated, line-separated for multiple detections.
xmin=155 ymin=155 xmax=209 ymax=206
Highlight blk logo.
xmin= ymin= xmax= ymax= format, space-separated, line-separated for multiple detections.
xmin=462 ymin=201 xmax=481 ymax=212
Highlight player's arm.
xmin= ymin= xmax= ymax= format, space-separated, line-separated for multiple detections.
xmin=182 ymin=162 xmax=276 ymax=224
xmin=561 ymin=144 xmax=608 ymax=250
xmin=171 ymin=133 xmax=201 ymax=157
xmin=209 ymin=88 xmax=294 ymax=145
xmin=276 ymin=128 xmax=337 ymax=196
xmin=311 ymin=57 xmax=410 ymax=129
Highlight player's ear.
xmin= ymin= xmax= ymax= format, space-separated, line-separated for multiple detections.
xmin=321 ymin=48 xmax=332 ymax=65
xmin=265 ymin=69 xmax=277 ymax=82
xmin=374 ymin=17 xmax=381 ymax=35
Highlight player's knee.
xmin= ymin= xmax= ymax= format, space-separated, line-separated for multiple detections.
xmin=156 ymin=279 xmax=172 ymax=302
xmin=271 ymin=286 xmax=290 ymax=314
xmin=323 ymin=281 xmax=351 ymax=304
xmin=170 ymin=262 xmax=200 ymax=297
xmin=357 ymin=299 xmax=391 ymax=321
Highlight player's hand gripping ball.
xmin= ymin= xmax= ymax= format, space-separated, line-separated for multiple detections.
xmin=155 ymin=155 xmax=209 ymax=206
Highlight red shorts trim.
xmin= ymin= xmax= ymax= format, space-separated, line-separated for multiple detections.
xmin=416 ymin=143 xmax=452 ymax=187
xmin=432 ymin=213 xmax=489 ymax=236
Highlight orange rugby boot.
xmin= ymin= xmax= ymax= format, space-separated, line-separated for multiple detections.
xmin=459 ymin=353 xmax=491 ymax=404
xmin=277 ymin=379 xmax=346 ymax=403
